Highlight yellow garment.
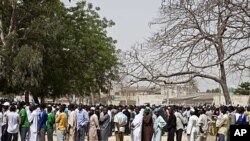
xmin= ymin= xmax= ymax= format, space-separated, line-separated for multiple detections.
xmin=245 ymin=111 xmax=250 ymax=125
xmin=216 ymin=114 xmax=229 ymax=136
xmin=56 ymin=112 xmax=67 ymax=130
xmin=209 ymin=120 xmax=217 ymax=136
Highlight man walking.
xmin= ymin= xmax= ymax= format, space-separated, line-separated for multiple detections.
xmin=175 ymin=107 xmax=185 ymax=141
xmin=47 ymin=106 xmax=55 ymax=141
xmin=38 ymin=104 xmax=47 ymax=141
xmin=56 ymin=106 xmax=67 ymax=141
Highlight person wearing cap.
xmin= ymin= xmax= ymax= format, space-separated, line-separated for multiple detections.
xmin=131 ymin=107 xmax=143 ymax=141
xmin=152 ymin=108 xmax=166 ymax=141
xmin=2 ymin=102 xmax=10 ymax=141
xmin=28 ymin=104 xmax=39 ymax=141
xmin=186 ymin=107 xmax=199 ymax=141
xmin=88 ymin=107 xmax=100 ymax=141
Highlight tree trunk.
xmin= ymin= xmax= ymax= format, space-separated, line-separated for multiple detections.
xmin=24 ymin=90 xmax=29 ymax=103
xmin=220 ymin=64 xmax=231 ymax=104
xmin=90 ymin=92 xmax=95 ymax=105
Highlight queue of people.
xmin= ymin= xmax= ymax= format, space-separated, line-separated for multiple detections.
xmin=0 ymin=100 xmax=249 ymax=141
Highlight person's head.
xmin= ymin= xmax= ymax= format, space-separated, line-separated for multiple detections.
xmin=238 ymin=106 xmax=245 ymax=114
xmin=220 ymin=106 xmax=227 ymax=114
xmin=228 ymin=106 xmax=235 ymax=113
xmin=89 ymin=107 xmax=95 ymax=115
xmin=247 ymin=106 xmax=250 ymax=112
xmin=40 ymin=103 xmax=46 ymax=110
xmin=59 ymin=105 xmax=65 ymax=112
xmin=10 ymin=105 xmax=16 ymax=112
xmin=17 ymin=101 xmax=25 ymax=110
xmin=29 ymin=104 xmax=35 ymax=112
xmin=154 ymin=108 xmax=160 ymax=117
xmin=78 ymin=104 xmax=83 ymax=111
xmin=135 ymin=107 xmax=140 ymax=115
xmin=118 ymin=106 xmax=122 ymax=112
xmin=103 ymin=107 xmax=108 ymax=115
xmin=47 ymin=106 xmax=52 ymax=113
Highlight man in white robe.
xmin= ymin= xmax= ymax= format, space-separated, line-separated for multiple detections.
xmin=152 ymin=108 xmax=166 ymax=141
xmin=131 ymin=107 xmax=143 ymax=141
xmin=29 ymin=104 xmax=39 ymax=141
xmin=187 ymin=108 xmax=199 ymax=141
xmin=197 ymin=109 xmax=209 ymax=141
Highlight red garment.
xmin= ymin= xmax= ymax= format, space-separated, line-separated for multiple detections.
xmin=142 ymin=114 xmax=154 ymax=141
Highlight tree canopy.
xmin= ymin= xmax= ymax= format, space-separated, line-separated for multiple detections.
xmin=0 ymin=0 xmax=119 ymax=102
xmin=234 ymin=82 xmax=250 ymax=95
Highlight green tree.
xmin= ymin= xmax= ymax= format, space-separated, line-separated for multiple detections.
xmin=234 ymin=82 xmax=250 ymax=95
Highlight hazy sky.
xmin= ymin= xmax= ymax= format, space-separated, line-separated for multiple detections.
xmin=63 ymin=0 xmax=161 ymax=51
xmin=61 ymin=0 xmax=249 ymax=91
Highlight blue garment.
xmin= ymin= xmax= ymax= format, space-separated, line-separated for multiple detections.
xmin=236 ymin=114 xmax=247 ymax=125
xmin=76 ymin=109 xmax=89 ymax=130
xmin=38 ymin=111 xmax=48 ymax=129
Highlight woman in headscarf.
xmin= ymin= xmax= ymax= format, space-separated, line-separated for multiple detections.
xmin=142 ymin=108 xmax=154 ymax=141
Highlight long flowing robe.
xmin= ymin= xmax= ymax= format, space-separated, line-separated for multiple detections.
xmin=68 ymin=110 xmax=76 ymax=141
xmin=29 ymin=110 xmax=39 ymax=141
xmin=152 ymin=116 xmax=166 ymax=141
xmin=187 ymin=115 xmax=199 ymax=141
xmin=100 ymin=113 xmax=111 ymax=141
xmin=142 ymin=114 xmax=154 ymax=141
xmin=89 ymin=114 xmax=99 ymax=141
xmin=131 ymin=111 xmax=143 ymax=141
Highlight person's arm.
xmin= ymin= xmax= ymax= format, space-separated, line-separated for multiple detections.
xmin=216 ymin=116 xmax=226 ymax=127
xmin=94 ymin=115 xmax=100 ymax=129
xmin=55 ymin=113 xmax=61 ymax=123
xmin=81 ymin=111 xmax=89 ymax=126
xmin=100 ymin=114 xmax=109 ymax=123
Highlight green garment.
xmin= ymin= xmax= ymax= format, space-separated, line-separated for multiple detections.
xmin=47 ymin=112 xmax=55 ymax=129
xmin=19 ymin=108 xmax=29 ymax=128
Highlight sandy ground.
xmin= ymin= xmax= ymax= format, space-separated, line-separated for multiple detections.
xmin=107 ymin=134 xmax=216 ymax=141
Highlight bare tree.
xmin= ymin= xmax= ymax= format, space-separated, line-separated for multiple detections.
xmin=123 ymin=0 xmax=250 ymax=104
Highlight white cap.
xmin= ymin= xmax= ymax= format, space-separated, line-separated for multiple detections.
xmin=90 ymin=107 xmax=95 ymax=110
xmin=190 ymin=107 xmax=195 ymax=113
xmin=3 ymin=102 xmax=10 ymax=106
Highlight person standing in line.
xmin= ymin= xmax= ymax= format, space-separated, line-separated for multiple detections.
xmin=122 ymin=107 xmax=130 ymax=135
xmin=47 ymin=106 xmax=55 ymax=141
xmin=114 ymin=107 xmax=127 ymax=141
xmin=227 ymin=106 xmax=236 ymax=141
xmin=216 ymin=106 xmax=229 ymax=141
xmin=68 ymin=104 xmax=76 ymax=141
xmin=167 ymin=108 xmax=176 ymax=141
xmin=28 ymin=104 xmax=39 ymax=141
xmin=131 ymin=107 xmax=143 ymax=141
xmin=76 ymin=105 xmax=89 ymax=141
xmin=186 ymin=108 xmax=199 ymax=141
xmin=141 ymin=108 xmax=153 ymax=141
xmin=152 ymin=108 xmax=166 ymax=141
xmin=2 ymin=102 xmax=10 ymax=141
xmin=0 ymin=104 xmax=3 ymax=140
xmin=6 ymin=105 xmax=19 ymax=141
xmin=38 ymin=103 xmax=47 ymax=141
xmin=175 ymin=107 xmax=185 ymax=141
xmin=18 ymin=102 xmax=29 ymax=141
xmin=88 ymin=107 xmax=100 ymax=141
xmin=197 ymin=108 xmax=209 ymax=141
xmin=55 ymin=106 xmax=67 ymax=141
xmin=99 ymin=107 xmax=111 ymax=141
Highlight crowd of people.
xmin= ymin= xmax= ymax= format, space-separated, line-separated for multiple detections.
xmin=0 ymin=100 xmax=249 ymax=141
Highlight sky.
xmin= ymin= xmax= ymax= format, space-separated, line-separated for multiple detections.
xmin=61 ymin=0 xmax=249 ymax=92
